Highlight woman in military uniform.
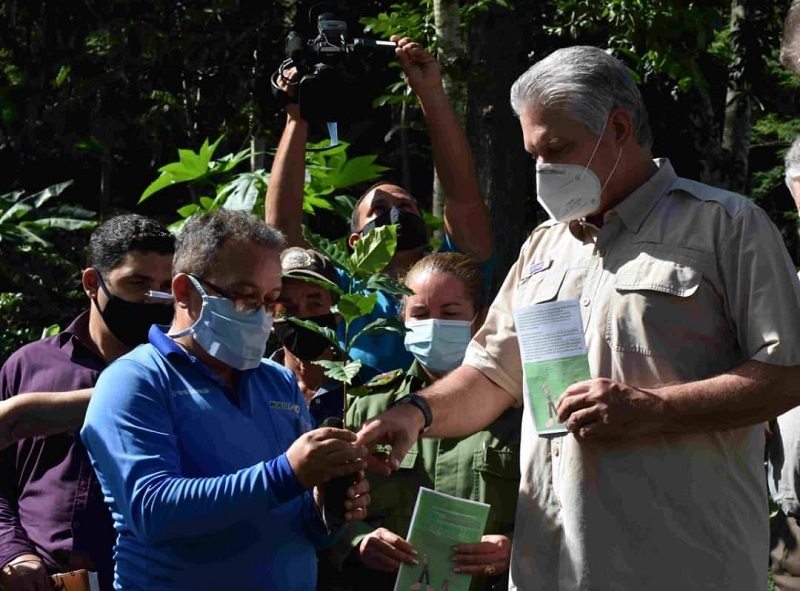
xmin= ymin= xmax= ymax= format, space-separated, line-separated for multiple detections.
xmin=318 ymin=252 xmax=522 ymax=591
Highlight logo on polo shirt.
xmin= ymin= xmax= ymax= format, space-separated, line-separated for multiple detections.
xmin=269 ymin=401 xmax=301 ymax=413
xmin=172 ymin=388 xmax=210 ymax=396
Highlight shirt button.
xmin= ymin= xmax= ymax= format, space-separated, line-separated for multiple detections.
xmin=581 ymin=297 xmax=590 ymax=307
xmin=596 ymin=248 xmax=605 ymax=256
xmin=553 ymin=447 xmax=560 ymax=457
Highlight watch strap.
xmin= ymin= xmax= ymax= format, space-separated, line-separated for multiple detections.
xmin=390 ymin=393 xmax=432 ymax=435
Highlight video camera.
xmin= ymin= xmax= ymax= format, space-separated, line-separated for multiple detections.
xmin=271 ymin=9 xmax=395 ymax=131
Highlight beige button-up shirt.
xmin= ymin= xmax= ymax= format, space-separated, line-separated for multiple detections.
xmin=465 ymin=159 xmax=800 ymax=590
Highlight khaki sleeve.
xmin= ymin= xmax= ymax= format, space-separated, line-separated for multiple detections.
xmin=720 ymin=207 xmax=800 ymax=366
xmin=464 ymin=241 xmax=532 ymax=405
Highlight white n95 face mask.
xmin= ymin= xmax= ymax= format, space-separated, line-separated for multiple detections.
xmin=535 ymin=118 xmax=622 ymax=223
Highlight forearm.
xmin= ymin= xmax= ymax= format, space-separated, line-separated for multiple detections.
xmin=418 ymin=88 xmax=492 ymax=261
xmin=654 ymin=360 xmax=800 ymax=432
xmin=125 ymin=454 xmax=304 ymax=544
xmin=421 ymin=366 xmax=516 ymax=438
xmin=0 ymin=390 xmax=92 ymax=448
xmin=265 ymin=109 xmax=309 ymax=247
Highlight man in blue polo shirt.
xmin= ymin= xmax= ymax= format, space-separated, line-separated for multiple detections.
xmin=81 ymin=210 xmax=370 ymax=591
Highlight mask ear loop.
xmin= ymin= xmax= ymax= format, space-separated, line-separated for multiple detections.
xmin=598 ymin=145 xmax=623 ymax=198
xmin=578 ymin=116 xmax=611 ymax=181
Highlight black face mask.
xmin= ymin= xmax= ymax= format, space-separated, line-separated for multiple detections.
xmin=273 ymin=313 xmax=337 ymax=361
xmin=360 ymin=207 xmax=428 ymax=252
xmin=94 ymin=272 xmax=175 ymax=348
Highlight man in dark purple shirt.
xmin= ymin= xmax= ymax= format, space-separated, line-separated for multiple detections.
xmin=0 ymin=214 xmax=174 ymax=591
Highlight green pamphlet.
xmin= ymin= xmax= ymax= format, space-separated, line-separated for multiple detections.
xmin=514 ymin=299 xmax=591 ymax=436
xmin=394 ymin=487 xmax=490 ymax=591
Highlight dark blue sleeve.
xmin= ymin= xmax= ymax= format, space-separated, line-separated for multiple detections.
xmin=80 ymin=358 xmax=306 ymax=545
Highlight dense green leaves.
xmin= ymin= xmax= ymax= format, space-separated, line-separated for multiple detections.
xmin=0 ymin=181 xmax=95 ymax=247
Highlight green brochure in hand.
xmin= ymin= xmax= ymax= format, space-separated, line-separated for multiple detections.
xmin=394 ymin=488 xmax=490 ymax=591
xmin=513 ymin=299 xmax=591 ymax=436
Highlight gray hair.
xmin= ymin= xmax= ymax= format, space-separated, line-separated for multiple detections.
xmin=786 ymin=136 xmax=800 ymax=187
xmin=510 ymin=46 xmax=653 ymax=149
xmin=173 ymin=209 xmax=286 ymax=277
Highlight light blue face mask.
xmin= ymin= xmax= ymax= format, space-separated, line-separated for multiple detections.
xmin=169 ymin=275 xmax=273 ymax=370
xmin=403 ymin=318 xmax=474 ymax=373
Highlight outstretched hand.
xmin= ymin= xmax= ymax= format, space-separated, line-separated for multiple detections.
xmin=353 ymin=404 xmax=425 ymax=476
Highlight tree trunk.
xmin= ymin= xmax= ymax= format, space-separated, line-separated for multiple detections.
xmin=721 ymin=0 xmax=751 ymax=194
xmin=432 ymin=0 xmax=464 ymax=240
xmin=466 ymin=6 xmax=537 ymax=295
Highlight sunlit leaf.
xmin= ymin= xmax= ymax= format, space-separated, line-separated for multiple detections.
xmin=350 ymin=225 xmax=397 ymax=278
xmin=312 ymin=359 xmax=363 ymax=385
xmin=334 ymin=293 xmax=378 ymax=326
xmin=220 ymin=173 xmax=263 ymax=212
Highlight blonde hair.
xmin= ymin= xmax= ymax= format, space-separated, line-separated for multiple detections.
xmin=402 ymin=252 xmax=486 ymax=312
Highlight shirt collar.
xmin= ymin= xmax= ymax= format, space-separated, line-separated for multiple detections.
xmin=148 ymin=324 xmax=240 ymax=391
xmin=60 ymin=310 xmax=106 ymax=366
xmin=610 ymin=158 xmax=677 ymax=233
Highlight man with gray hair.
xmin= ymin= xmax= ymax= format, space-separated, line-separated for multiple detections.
xmin=355 ymin=46 xmax=800 ymax=590
xmin=81 ymin=210 xmax=371 ymax=591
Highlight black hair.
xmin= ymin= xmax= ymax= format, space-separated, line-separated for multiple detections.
xmin=87 ymin=214 xmax=175 ymax=273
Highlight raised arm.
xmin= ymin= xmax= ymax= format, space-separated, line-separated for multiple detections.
xmin=265 ymin=75 xmax=310 ymax=248
xmin=393 ymin=36 xmax=493 ymax=262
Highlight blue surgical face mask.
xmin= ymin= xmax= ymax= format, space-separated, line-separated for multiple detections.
xmin=403 ymin=318 xmax=474 ymax=373
xmin=169 ymin=275 xmax=273 ymax=370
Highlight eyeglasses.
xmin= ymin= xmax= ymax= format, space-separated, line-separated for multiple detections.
xmin=188 ymin=274 xmax=275 ymax=314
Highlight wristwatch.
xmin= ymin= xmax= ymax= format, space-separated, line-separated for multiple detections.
xmin=390 ymin=393 xmax=433 ymax=435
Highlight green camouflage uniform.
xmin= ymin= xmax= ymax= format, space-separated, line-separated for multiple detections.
xmin=317 ymin=361 xmax=522 ymax=591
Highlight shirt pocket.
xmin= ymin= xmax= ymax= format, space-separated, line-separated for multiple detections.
xmin=605 ymin=255 xmax=703 ymax=357
xmin=472 ymin=445 xmax=521 ymax=534
xmin=516 ymin=267 xmax=568 ymax=306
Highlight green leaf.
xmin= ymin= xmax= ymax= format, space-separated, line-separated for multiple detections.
xmin=312 ymin=359 xmax=363 ymax=385
xmin=220 ymin=173 xmax=263 ymax=212
xmin=350 ymin=225 xmax=397 ymax=278
xmin=282 ymin=274 xmax=344 ymax=297
xmin=29 ymin=180 xmax=73 ymax=208
xmin=177 ymin=204 xmax=200 ymax=218
xmin=0 ymin=201 xmax=32 ymax=224
xmin=302 ymin=193 xmax=337 ymax=214
xmin=324 ymin=155 xmax=391 ymax=189
xmin=21 ymin=218 xmax=96 ymax=232
xmin=139 ymin=172 xmax=176 ymax=203
xmin=302 ymin=226 xmax=352 ymax=273
xmin=334 ymin=293 xmax=378 ymax=326
xmin=286 ymin=317 xmax=343 ymax=352
xmin=365 ymin=273 xmax=414 ymax=297
xmin=40 ymin=324 xmax=61 ymax=339
xmin=351 ymin=317 xmax=407 ymax=347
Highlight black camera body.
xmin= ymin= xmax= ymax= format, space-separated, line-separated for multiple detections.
xmin=272 ymin=12 xmax=394 ymax=125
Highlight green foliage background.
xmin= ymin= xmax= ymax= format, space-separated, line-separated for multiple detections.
xmin=1 ymin=0 xmax=799 ymax=363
